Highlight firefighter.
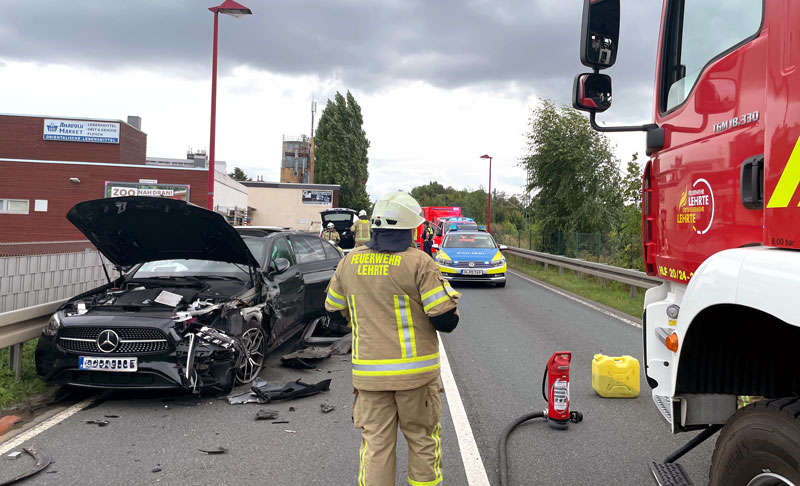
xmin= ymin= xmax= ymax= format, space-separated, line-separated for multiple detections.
xmin=323 ymin=222 xmax=341 ymax=246
xmin=422 ymin=221 xmax=435 ymax=258
xmin=351 ymin=209 xmax=372 ymax=247
xmin=325 ymin=191 xmax=460 ymax=486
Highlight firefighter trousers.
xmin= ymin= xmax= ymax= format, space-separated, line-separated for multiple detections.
xmin=353 ymin=380 xmax=443 ymax=486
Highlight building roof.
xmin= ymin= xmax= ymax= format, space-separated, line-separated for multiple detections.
xmin=241 ymin=181 xmax=340 ymax=190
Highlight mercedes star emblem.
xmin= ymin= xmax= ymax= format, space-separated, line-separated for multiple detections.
xmin=97 ymin=330 xmax=120 ymax=353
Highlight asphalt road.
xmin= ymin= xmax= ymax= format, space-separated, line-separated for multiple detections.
xmin=1 ymin=271 xmax=715 ymax=485
xmin=442 ymin=271 xmax=713 ymax=486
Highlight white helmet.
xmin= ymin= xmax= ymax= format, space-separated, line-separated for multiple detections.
xmin=371 ymin=191 xmax=424 ymax=230
xmin=359 ymin=209 xmax=367 ymax=217
xmin=327 ymin=222 xmax=334 ymax=229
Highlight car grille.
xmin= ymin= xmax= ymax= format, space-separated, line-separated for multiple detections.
xmin=452 ymin=261 xmax=491 ymax=268
xmin=58 ymin=327 xmax=169 ymax=354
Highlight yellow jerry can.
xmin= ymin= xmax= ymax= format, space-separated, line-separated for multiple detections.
xmin=591 ymin=354 xmax=640 ymax=398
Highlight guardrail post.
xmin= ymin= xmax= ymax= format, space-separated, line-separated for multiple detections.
xmin=9 ymin=343 xmax=23 ymax=380
xmin=630 ymin=285 xmax=637 ymax=299
xmin=597 ymin=233 xmax=602 ymax=262
xmin=518 ymin=230 xmax=521 ymax=248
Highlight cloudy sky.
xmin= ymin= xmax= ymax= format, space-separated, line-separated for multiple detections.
xmin=0 ymin=0 xmax=662 ymax=200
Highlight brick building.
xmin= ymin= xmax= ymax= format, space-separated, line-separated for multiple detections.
xmin=0 ymin=113 xmax=208 ymax=246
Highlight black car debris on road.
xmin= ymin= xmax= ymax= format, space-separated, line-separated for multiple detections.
xmin=36 ymin=196 xmax=342 ymax=394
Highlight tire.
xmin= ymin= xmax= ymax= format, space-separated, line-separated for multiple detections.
xmin=709 ymin=397 xmax=800 ymax=486
xmin=496 ymin=280 xmax=506 ymax=288
xmin=234 ymin=321 xmax=267 ymax=385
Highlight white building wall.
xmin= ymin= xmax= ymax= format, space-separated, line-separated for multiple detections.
xmin=214 ymin=170 xmax=249 ymax=218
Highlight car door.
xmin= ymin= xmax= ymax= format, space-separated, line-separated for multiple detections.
xmin=266 ymin=235 xmax=303 ymax=343
xmin=289 ymin=235 xmax=340 ymax=321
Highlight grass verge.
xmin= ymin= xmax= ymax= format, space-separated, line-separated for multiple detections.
xmin=0 ymin=339 xmax=49 ymax=409
xmin=507 ymin=257 xmax=645 ymax=318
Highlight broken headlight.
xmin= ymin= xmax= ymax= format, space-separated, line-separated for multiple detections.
xmin=44 ymin=312 xmax=62 ymax=336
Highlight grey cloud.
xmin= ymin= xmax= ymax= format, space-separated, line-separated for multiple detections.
xmin=0 ymin=1 xmax=661 ymax=121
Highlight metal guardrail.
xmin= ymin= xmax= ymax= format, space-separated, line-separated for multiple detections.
xmin=504 ymin=246 xmax=662 ymax=295
xmin=1 ymin=299 xmax=67 ymax=379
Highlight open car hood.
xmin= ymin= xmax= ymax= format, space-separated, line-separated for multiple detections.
xmin=67 ymin=196 xmax=259 ymax=268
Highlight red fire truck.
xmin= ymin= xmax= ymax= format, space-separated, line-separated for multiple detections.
xmin=416 ymin=206 xmax=462 ymax=251
xmin=573 ymin=1 xmax=800 ymax=484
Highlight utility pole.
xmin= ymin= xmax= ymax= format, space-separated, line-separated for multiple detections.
xmin=309 ymin=99 xmax=317 ymax=184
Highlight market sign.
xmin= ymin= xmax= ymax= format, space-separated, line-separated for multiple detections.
xmin=43 ymin=119 xmax=120 ymax=144
xmin=105 ymin=182 xmax=190 ymax=202
xmin=302 ymin=189 xmax=332 ymax=205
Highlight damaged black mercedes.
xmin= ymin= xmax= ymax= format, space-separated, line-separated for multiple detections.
xmin=35 ymin=196 xmax=342 ymax=394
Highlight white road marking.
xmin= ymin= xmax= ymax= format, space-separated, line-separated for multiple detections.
xmin=439 ymin=336 xmax=491 ymax=486
xmin=0 ymin=398 xmax=93 ymax=455
xmin=509 ymin=269 xmax=643 ymax=329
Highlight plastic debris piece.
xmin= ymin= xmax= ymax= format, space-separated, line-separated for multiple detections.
xmin=255 ymin=410 xmax=279 ymax=421
xmin=85 ymin=420 xmax=110 ymax=427
xmin=198 ymin=447 xmax=228 ymax=455
xmin=272 ymin=420 xmax=290 ymax=424
xmin=250 ymin=379 xmax=331 ymax=403
xmin=320 ymin=403 xmax=335 ymax=414
xmin=0 ymin=446 xmax=51 ymax=486
xmin=289 ymin=407 xmax=295 ymax=412
xmin=284 ymin=430 xmax=296 ymax=434
xmin=104 ymin=415 xmax=120 ymax=418
xmin=6 ymin=451 xmax=22 ymax=460
xmin=152 ymin=468 xmax=162 ymax=473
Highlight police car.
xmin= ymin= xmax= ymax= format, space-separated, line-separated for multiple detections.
xmin=441 ymin=217 xmax=479 ymax=234
xmin=435 ymin=230 xmax=507 ymax=287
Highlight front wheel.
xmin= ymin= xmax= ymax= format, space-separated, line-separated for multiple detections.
xmin=709 ymin=398 xmax=800 ymax=486
xmin=235 ymin=321 xmax=267 ymax=385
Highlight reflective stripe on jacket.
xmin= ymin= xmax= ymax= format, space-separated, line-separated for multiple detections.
xmin=352 ymin=219 xmax=371 ymax=242
xmin=325 ymin=245 xmax=460 ymax=391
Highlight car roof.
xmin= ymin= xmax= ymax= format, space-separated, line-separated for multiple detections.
xmin=444 ymin=230 xmax=490 ymax=237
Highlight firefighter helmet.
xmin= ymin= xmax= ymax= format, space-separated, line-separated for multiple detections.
xmin=371 ymin=191 xmax=425 ymax=230
xmin=327 ymin=222 xmax=335 ymax=229
xmin=359 ymin=209 xmax=367 ymax=218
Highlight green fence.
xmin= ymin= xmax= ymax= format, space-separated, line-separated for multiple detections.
xmin=492 ymin=229 xmax=644 ymax=271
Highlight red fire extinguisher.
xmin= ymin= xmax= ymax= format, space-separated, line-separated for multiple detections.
xmin=545 ymin=351 xmax=571 ymax=429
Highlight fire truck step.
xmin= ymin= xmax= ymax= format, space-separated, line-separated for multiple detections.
xmin=649 ymin=462 xmax=693 ymax=486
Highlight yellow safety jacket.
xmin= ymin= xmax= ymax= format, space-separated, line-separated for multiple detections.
xmin=325 ymin=245 xmax=460 ymax=391
xmin=351 ymin=219 xmax=371 ymax=244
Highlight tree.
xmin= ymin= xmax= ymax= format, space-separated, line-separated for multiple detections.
xmin=228 ymin=167 xmax=251 ymax=181
xmin=314 ymin=91 xmax=371 ymax=210
xmin=521 ymin=99 xmax=623 ymax=237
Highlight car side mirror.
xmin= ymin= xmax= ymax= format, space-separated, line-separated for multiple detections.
xmin=498 ymin=245 xmax=508 ymax=251
xmin=273 ymin=258 xmax=291 ymax=274
xmin=573 ymin=73 xmax=612 ymax=112
xmin=580 ymin=0 xmax=620 ymax=69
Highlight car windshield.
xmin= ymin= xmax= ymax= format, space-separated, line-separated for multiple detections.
xmin=447 ymin=223 xmax=478 ymax=232
xmin=442 ymin=234 xmax=496 ymax=249
xmin=133 ymin=259 xmax=249 ymax=278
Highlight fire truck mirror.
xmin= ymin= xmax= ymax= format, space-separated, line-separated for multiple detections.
xmin=572 ymin=73 xmax=612 ymax=113
xmin=695 ymin=78 xmax=737 ymax=115
xmin=579 ymin=0 xmax=620 ymax=69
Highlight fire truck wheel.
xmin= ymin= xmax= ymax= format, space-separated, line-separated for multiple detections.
xmin=708 ymin=397 xmax=800 ymax=486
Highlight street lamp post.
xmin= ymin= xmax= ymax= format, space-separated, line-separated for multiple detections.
xmin=207 ymin=0 xmax=252 ymax=210
xmin=480 ymin=154 xmax=493 ymax=233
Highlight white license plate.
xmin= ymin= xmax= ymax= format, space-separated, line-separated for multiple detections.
xmin=462 ymin=269 xmax=484 ymax=275
xmin=79 ymin=356 xmax=138 ymax=372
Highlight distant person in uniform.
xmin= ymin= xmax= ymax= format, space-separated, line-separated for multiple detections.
xmin=422 ymin=221 xmax=435 ymax=258
xmin=322 ymin=222 xmax=341 ymax=246
xmin=351 ymin=210 xmax=372 ymax=247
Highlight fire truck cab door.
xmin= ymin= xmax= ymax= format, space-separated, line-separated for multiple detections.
xmin=764 ymin=0 xmax=800 ymax=250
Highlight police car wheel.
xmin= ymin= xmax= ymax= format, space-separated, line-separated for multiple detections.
xmin=708 ymin=398 xmax=800 ymax=486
